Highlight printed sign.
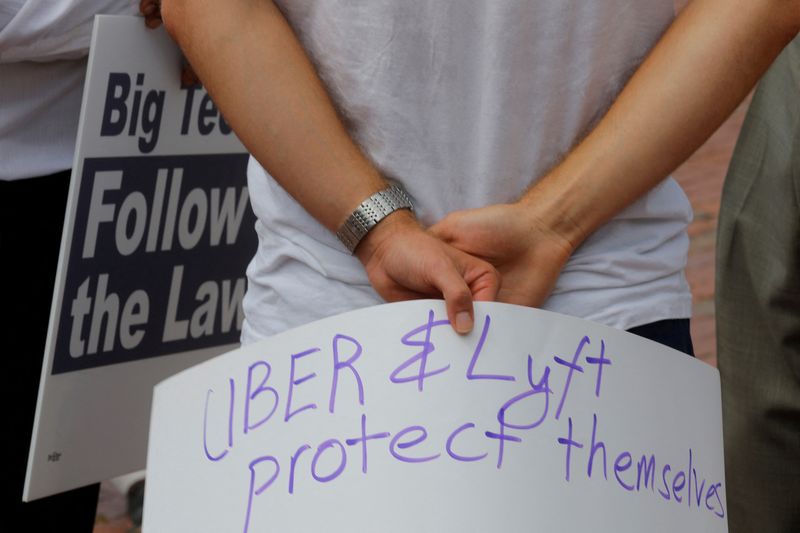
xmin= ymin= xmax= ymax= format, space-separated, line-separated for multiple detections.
xmin=24 ymin=15 xmax=256 ymax=500
xmin=145 ymin=301 xmax=727 ymax=532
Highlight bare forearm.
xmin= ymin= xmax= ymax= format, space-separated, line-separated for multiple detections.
xmin=523 ymin=0 xmax=800 ymax=248
xmin=160 ymin=0 xmax=386 ymax=232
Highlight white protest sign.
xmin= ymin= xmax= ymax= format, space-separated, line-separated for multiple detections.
xmin=25 ymin=15 xmax=256 ymax=500
xmin=145 ymin=300 xmax=727 ymax=532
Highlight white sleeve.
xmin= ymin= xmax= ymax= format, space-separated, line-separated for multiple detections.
xmin=0 ymin=0 xmax=138 ymax=63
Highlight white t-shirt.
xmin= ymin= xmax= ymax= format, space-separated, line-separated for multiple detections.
xmin=0 ymin=0 xmax=137 ymax=181
xmin=242 ymin=0 xmax=693 ymax=342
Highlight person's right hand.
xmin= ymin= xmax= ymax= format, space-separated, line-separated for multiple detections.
xmin=139 ymin=0 xmax=200 ymax=87
xmin=140 ymin=0 xmax=162 ymax=28
xmin=430 ymin=201 xmax=577 ymax=308
xmin=355 ymin=210 xmax=500 ymax=334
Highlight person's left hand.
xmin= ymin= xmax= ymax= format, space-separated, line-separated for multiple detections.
xmin=356 ymin=210 xmax=500 ymax=334
xmin=430 ymin=202 xmax=576 ymax=308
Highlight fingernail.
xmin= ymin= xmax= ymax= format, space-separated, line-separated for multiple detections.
xmin=456 ymin=312 xmax=473 ymax=334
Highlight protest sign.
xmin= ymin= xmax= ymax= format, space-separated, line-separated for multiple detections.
xmin=145 ymin=300 xmax=726 ymax=532
xmin=24 ymin=15 xmax=256 ymax=500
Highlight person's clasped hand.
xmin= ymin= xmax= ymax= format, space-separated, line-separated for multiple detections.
xmin=355 ymin=210 xmax=500 ymax=335
xmin=430 ymin=200 xmax=577 ymax=308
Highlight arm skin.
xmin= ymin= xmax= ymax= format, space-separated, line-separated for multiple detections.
xmin=154 ymin=0 xmax=499 ymax=333
xmin=431 ymin=0 xmax=800 ymax=306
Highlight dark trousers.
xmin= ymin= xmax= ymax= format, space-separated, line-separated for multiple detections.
xmin=1 ymin=171 xmax=99 ymax=531
xmin=628 ymin=318 xmax=695 ymax=357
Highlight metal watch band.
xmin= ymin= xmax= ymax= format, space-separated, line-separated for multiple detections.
xmin=336 ymin=184 xmax=414 ymax=253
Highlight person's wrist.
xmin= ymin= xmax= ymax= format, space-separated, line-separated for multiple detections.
xmin=354 ymin=209 xmax=420 ymax=266
xmin=515 ymin=189 xmax=585 ymax=254
xmin=516 ymin=173 xmax=592 ymax=251
xmin=336 ymin=184 xmax=414 ymax=253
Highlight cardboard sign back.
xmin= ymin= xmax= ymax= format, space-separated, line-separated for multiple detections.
xmin=145 ymin=300 xmax=727 ymax=532
xmin=24 ymin=15 xmax=255 ymax=500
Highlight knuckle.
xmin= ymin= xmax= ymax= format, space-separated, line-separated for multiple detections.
xmin=449 ymin=286 xmax=472 ymax=307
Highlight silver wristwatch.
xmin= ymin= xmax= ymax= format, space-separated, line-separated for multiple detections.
xmin=336 ymin=184 xmax=414 ymax=253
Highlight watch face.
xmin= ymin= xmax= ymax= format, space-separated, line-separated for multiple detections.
xmin=336 ymin=185 xmax=413 ymax=252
